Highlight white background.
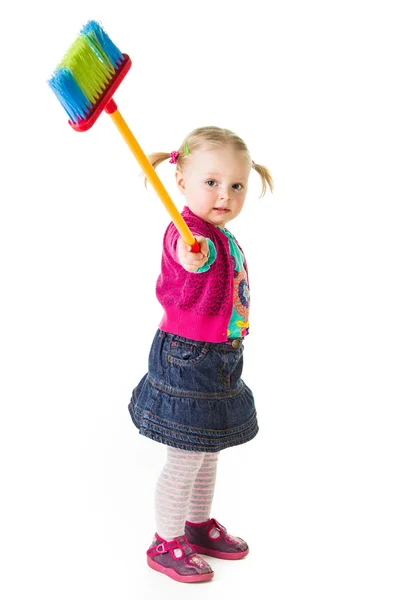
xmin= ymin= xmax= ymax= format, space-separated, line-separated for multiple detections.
xmin=1 ymin=1 xmax=399 ymax=598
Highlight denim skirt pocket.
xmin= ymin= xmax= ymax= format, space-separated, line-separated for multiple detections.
xmin=167 ymin=337 xmax=210 ymax=366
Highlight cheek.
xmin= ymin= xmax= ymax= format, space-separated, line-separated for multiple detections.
xmin=186 ymin=183 xmax=201 ymax=199
xmin=236 ymin=193 xmax=246 ymax=206
xmin=201 ymin=186 xmax=216 ymax=198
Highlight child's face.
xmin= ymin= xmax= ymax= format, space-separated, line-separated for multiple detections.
xmin=175 ymin=146 xmax=251 ymax=228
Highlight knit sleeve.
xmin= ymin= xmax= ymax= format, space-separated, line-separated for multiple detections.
xmin=164 ymin=215 xmax=211 ymax=265
xmin=164 ymin=224 xmax=180 ymax=263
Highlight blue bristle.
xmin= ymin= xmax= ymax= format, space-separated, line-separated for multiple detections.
xmin=48 ymin=67 xmax=92 ymax=124
xmin=81 ymin=20 xmax=124 ymax=69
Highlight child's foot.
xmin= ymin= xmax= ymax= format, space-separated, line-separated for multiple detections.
xmin=147 ymin=533 xmax=214 ymax=583
xmin=185 ymin=518 xmax=249 ymax=560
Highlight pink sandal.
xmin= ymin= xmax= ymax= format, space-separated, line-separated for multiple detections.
xmin=185 ymin=518 xmax=249 ymax=560
xmin=147 ymin=533 xmax=214 ymax=583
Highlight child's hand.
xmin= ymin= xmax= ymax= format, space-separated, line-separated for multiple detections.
xmin=177 ymin=236 xmax=209 ymax=272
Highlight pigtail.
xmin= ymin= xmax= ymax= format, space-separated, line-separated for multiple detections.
xmin=143 ymin=152 xmax=171 ymax=188
xmin=252 ymin=163 xmax=274 ymax=198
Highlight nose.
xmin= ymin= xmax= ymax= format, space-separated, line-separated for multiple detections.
xmin=218 ymin=185 xmax=230 ymax=200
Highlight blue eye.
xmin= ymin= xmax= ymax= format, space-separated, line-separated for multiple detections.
xmin=206 ymin=180 xmax=217 ymax=187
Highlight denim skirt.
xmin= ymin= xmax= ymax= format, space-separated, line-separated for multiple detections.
xmin=128 ymin=329 xmax=258 ymax=452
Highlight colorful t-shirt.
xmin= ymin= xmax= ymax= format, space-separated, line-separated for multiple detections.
xmin=196 ymin=227 xmax=250 ymax=338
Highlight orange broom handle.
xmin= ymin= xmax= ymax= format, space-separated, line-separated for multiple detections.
xmin=105 ymin=100 xmax=200 ymax=252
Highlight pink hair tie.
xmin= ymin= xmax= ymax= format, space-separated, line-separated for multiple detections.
xmin=169 ymin=151 xmax=179 ymax=164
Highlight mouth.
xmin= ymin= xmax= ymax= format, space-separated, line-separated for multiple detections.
xmin=213 ymin=208 xmax=230 ymax=214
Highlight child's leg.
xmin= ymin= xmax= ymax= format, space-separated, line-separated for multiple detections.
xmin=184 ymin=452 xmax=249 ymax=560
xmin=155 ymin=447 xmax=205 ymax=541
xmin=187 ymin=452 xmax=219 ymax=525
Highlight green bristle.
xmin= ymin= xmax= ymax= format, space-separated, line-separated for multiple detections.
xmin=59 ymin=36 xmax=115 ymax=105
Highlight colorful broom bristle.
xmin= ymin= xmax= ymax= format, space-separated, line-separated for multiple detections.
xmin=81 ymin=20 xmax=124 ymax=70
xmin=48 ymin=66 xmax=92 ymax=123
xmin=48 ymin=20 xmax=126 ymax=126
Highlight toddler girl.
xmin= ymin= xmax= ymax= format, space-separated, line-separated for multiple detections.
xmin=128 ymin=126 xmax=273 ymax=582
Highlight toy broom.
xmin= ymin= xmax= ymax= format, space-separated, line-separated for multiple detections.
xmin=48 ymin=20 xmax=200 ymax=253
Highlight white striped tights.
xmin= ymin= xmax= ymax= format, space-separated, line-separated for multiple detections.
xmin=155 ymin=447 xmax=219 ymax=541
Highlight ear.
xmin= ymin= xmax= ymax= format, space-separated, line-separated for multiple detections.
xmin=175 ymin=170 xmax=186 ymax=195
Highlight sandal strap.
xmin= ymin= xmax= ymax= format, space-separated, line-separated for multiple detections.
xmin=147 ymin=537 xmax=182 ymax=557
xmin=210 ymin=518 xmax=226 ymax=534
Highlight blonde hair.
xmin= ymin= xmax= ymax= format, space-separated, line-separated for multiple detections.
xmin=144 ymin=126 xmax=273 ymax=197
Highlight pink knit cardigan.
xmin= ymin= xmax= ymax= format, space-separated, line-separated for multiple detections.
xmin=156 ymin=206 xmax=249 ymax=343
